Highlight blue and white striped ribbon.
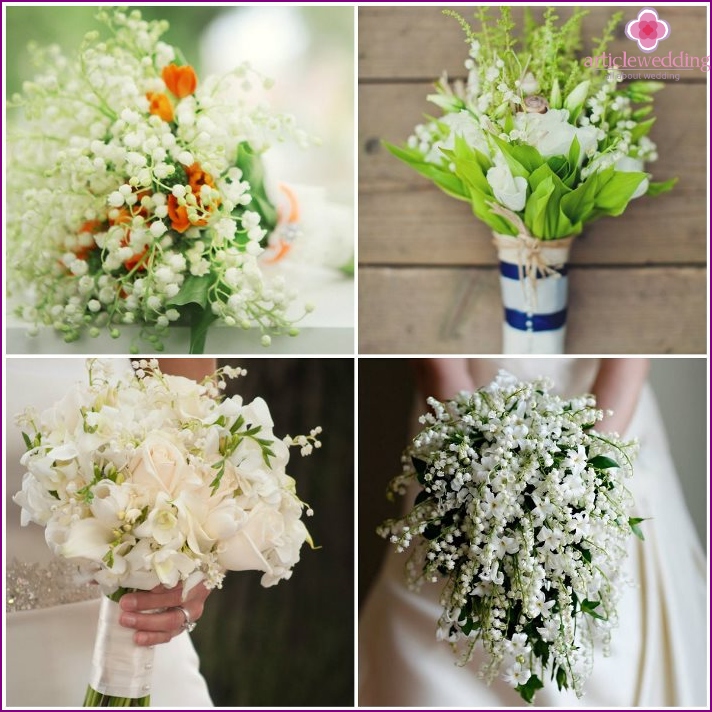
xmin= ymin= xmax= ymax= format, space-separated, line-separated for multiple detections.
xmin=498 ymin=259 xmax=569 ymax=354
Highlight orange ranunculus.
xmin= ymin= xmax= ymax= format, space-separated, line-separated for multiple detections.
xmin=162 ymin=64 xmax=198 ymax=99
xmin=167 ymin=195 xmax=192 ymax=233
xmin=146 ymin=92 xmax=174 ymax=122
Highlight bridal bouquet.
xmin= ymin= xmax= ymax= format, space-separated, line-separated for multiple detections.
xmin=379 ymin=371 xmax=641 ymax=703
xmin=7 ymin=9 xmax=313 ymax=353
xmin=14 ymin=359 xmax=320 ymax=706
xmin=386 ymin=8 xmax=675 ymax=353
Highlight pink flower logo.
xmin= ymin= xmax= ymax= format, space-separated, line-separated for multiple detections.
xmin=625 ymin=8 xmax=670 ymax=53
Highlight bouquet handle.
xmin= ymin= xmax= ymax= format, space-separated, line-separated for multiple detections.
xmin=84 ymin=596 xmax=153 ymax=706
xmin=493 ymin=233 xmax=574 ymax=354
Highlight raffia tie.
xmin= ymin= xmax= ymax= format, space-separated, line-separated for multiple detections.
xmin=488 ymin=201 xmax=573 ymax=306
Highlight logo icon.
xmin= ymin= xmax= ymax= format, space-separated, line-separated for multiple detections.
xmin=625 ymin=8 xmax=670 ymax=53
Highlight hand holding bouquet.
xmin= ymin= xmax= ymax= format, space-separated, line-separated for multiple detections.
xmin=380 ymin=371 xmax=641 ymax=703
xmin=14 ymin=359 xmax=320 ymax=705
xmin=8 ymin=9 xmax=314 ymax=353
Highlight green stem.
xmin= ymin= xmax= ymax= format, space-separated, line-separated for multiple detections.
xmin=83 ymin=686 xmax=150 ymax=707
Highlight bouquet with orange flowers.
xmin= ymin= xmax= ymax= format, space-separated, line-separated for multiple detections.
xmin=7 ymin=9 xmax=313 ymax=353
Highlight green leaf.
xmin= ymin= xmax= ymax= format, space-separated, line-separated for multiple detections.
xmin=567 ymin=135 xmax=580 ymax=172
xmin=422 ymin=522 xmax=441 ymax=540
xmin=235 ymin=142 xmax=278 ymax=235
xmin=556 ymin=666 xmax=569 ymax=691
xmin=560 ymin=174 xmax=597 ymax=225
xmin=491 ymin=134 xmax=545 ymax=175
xmin=587 ymin=454 xmax=619 ymax=469
xmin=524 ymin=174 xmax=554 ymax=238
xmin=646 ymin=177 xmax=677 ymax=197
xmin=414 ymin=489 xmax=432 ymax=506
xmin=632 ymin=105 xmax=653 ymax=121
xmin=516 ymin=674 xmax=544 ymax=704
xmin=339 ymin=255 xmax=354 ymax=276
xmin=626 ymin=80 xmax=664 ymax=96
xmin=384 ymin=141 xmax=468 ymax=200
xmin=594 ymin=170 xmax=647 ymax=216
xmin=630 ymin=118 xmax=656 ymax=143
xmin=629 ymin=516 xmax=649 ymax=541
xmin=579 ymin=546 xmax=592 ymax=564
xmin=22 ymin=431 xmax=33 ymax=450
xmin=411 ymin=456 xmax=428 ymax=485
xmin=581 ymin=598 xmax=607 ymax=620
xmin=168 ymin=274 xmax=212 ymax=309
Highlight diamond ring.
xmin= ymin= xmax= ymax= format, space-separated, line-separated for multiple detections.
xmin=175 ymin=605 xmax=197 ymax=633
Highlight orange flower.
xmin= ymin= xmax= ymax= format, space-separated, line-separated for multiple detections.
xmin=146 ymin=92 xmax=174 ymax=122
xmin=167 ymin=195 xmax=192 ymax=233
xmin=120 ymin=232 xmax=148 ymax=272
xmin=186 ymin=162 xmax=215 ymax=193
xmin=74 ymin=220 xmax=102 ymax=260
xmin=124 ymin=247 xmax=149 ymax=272
xmin=162 ymin=64 xmax=198 ymax=99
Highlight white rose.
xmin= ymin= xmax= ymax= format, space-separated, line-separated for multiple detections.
xmin=515 ymin=109 xmax=598 ymax=162
xmin=614 ymin=156 xmax=649 ymax=199
xmin=128 ymin=434 xmax=198 ymax=496
xmin=486 ymin=163 xmax=528 ymax=212
xmin=217 ymin=502 xmax=284 ymax=574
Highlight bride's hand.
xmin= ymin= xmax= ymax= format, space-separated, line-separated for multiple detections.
xmin=118 ymin=583 xmax=211 ymax=646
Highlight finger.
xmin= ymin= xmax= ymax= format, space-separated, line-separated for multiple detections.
xmin=135 ymin=630 xmax=173 ymax=647
xmin=120 ymin=585 xmax=184 ymax=612
xmin=119 ymin=607 xmax=189 ymax=633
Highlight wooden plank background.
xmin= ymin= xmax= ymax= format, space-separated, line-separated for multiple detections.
xmin=358 ymin=6 xmax=708 ymax=354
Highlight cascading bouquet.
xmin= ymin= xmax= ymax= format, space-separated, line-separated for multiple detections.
xmin=7 ymin=9 xmax=314 ymax=353
xmin=379 ymin=371 xmax=642 ymax=703
xmin=386 ymin=8 xmax=675 ymax=354
xmin=14 ymin=359 xmax=320 ymax=706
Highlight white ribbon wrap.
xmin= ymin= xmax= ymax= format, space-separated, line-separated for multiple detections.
xmin=89 ymin=597 xmax=155 ymax=699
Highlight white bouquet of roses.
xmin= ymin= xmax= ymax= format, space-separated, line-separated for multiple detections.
xmin=380 ymin=371 xmax=641 ymax=703
xmin=7 ymin=9 xmax=314 ymax=353
xmin=14 ymin=358 xmax=320 ymax=706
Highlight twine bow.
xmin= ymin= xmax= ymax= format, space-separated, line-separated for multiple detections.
xmin=488 ymin=201 xmax=573 ymax=305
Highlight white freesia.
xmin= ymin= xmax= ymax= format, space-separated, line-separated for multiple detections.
xmin=514 ymin=109 xmax=599 ymax=162
xmin=13 ymin=359 xmax=318 ymax=597
xmin=486 ymin=161 xmax=528 ymax=212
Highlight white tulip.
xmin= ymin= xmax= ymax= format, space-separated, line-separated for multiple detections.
xmin=486 ymin=163 xmax=528 ymax=212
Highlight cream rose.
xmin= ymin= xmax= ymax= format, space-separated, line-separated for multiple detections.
xmin=128 ymin=433 xmax=198 ymax=495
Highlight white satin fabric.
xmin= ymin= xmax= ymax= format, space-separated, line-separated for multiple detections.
xmin=5 ymin=358 xmax=213 ymax=707
xmin=359 ymin=359 xmax=707 ymax=707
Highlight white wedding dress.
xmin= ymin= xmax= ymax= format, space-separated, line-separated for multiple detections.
xmin=4 ymin=358 xmax=213 ymax=707
xmin=359 ymin=358 xmax=707 ymax=707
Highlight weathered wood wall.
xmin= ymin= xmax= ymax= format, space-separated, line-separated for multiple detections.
xmin=358 ymin=6 xmax=708 ymax=353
